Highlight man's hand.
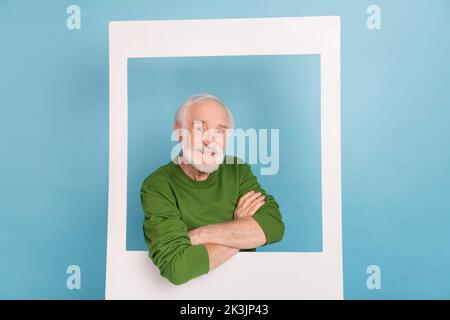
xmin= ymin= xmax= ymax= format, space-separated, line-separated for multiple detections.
xmin=188 ymin=228 xmax=203 ymax=246
xmin=234 ymin=191 xmax=265 ymax=219
xmin=188 ymin=190 xmax=267 ymax=249
xmin=189 ymin=190 xmax=265 ymax=245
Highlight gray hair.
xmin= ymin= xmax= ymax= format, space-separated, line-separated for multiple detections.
xmin=175 ymin=93 xmax=234 ymax=128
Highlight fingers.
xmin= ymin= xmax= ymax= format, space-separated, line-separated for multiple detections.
xmin=245 ymin=198 xmax=265 ymax=216
xmin=234 ymin=191 xmax=265 ymax=217
xmin=237 ymin=191 xmax=256 ymax=206
xmin=234 ymin=191 xmax=266 ymax=218
xmin=240 ymin=192 xmax=265 ymax=210
xmin=235 ymin=198 xmax=265 ymax=218
xmin=188 ymin=229 xmax=200 ymax=245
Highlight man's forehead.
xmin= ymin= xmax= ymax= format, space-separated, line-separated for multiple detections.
xmin=192 ymin=119 xmax=230 ymax=129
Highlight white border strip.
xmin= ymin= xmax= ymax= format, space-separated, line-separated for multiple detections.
xmin=106 ymin=16 xmax=342 ymax=299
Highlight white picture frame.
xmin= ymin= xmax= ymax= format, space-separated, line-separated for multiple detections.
xmin=106 ymin=16 xmax=343 ymax=299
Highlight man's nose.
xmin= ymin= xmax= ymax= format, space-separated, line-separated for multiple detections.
xmin=203 ymin=131 xmax=215 ymax=145
xmin=203 ymin=139 xmax=213 ymax=148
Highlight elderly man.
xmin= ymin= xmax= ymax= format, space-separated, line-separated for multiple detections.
xmin=140 ymin=93 xmax=285 ymax=285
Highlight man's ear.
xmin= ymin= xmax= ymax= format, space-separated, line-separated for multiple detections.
xmin=174 ymin=122 xmax=182 ymax=142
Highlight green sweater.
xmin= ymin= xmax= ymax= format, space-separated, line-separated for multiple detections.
xmin=140 ymin=156 xmax=285 ymax=285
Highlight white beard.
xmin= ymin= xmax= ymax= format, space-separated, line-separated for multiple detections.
xmin=179 ymin=143 xmax=225 ymax=174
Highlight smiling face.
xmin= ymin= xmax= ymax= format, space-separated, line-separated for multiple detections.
xmin=175 ymin=99 xmax=232 ymax=173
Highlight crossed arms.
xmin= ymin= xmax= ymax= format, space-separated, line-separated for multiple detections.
xmin=188 ymin=191 xmax=268 ymax=269
xmin=141 ymin=163 xmax=285 ymax=285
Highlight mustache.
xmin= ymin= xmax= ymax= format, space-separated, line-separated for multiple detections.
xmin=194 ymin=144 xmax=223 ymax=155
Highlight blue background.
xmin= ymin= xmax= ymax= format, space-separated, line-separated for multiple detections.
xmin=127 ymin=55 xmax=322 ymax=253
xmin=1 ymin=0 xmax=449 ymax=299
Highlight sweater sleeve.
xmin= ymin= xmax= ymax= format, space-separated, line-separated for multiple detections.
xmin=238 ymin=161 xmax=285 ymax=245
xmin=140 ymin=176 xmax=210 ymax=285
